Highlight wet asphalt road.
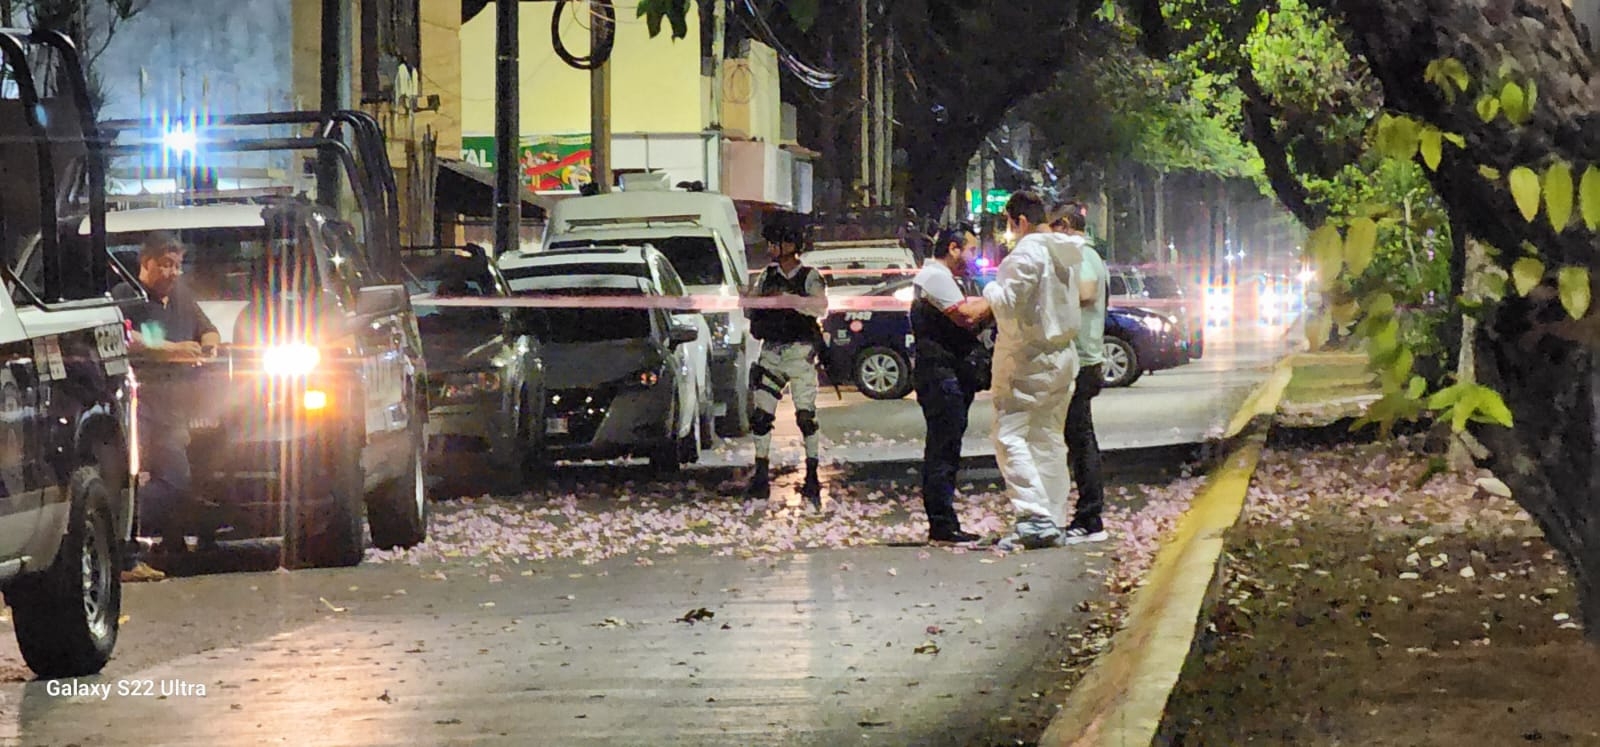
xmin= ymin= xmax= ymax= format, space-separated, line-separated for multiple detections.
xmin=0 ymin=330 xmax=1286 ymax=746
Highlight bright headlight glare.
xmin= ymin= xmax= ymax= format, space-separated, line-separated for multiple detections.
xmin=1140 ymin=315 xmax=1166 ymax=331
xmin=262 ymin=344 xmax=320 ymax=376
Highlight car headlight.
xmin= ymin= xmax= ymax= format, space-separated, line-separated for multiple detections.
xmin=439 ymin=371 xmax=502 ymax=401
xmin=262 ymin=344 xmax=320 ymax=376
xmin=626 ymin=364 xmax=665 ymax=388
xmin=1139 ymin=315 xmax=1166 ymax=332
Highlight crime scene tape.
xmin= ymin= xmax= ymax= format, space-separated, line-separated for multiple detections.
xmin=417 ymin=292 xmax=921 ymax=313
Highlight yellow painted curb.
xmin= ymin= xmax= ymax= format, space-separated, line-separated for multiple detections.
xmin=1040 ymin=355 xmax=1295 ymax=747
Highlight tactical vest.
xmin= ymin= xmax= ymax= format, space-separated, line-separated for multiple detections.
xmin=749 ymin=265 xmax=822 ymax=344
xmin=910 ymin=294 xmax=979 ymax=373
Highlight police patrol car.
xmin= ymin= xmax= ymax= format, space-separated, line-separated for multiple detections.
xmin=98 ymin=199 xmax=429 ymax=568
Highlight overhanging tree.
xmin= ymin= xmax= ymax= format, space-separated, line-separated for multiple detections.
xmin=1141 ymin=0 xmax=1600 ymax=638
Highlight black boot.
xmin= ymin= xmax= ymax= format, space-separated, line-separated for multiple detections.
xmin=801 ymin=458 xmax=822 ymax=508
xmin=746 ymin=458 xmax=770 ymax=501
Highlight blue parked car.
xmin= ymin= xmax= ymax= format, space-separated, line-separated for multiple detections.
xmin=820 ymin=276 xmax=1188 ymax=398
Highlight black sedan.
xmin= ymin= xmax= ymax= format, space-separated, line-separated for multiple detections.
xmin=820 ymin=277 xmax=1187 ymax=398
xmin=402 ymin=245 xmax=547 ymax=492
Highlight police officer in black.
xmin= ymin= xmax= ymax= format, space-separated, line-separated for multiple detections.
xmin=911 ymin=225 xmax=991 ymax=544
xmin=113 ymin=231 xmax=220 ymax=558
xmin=744 ymin=221 xmax=829 ymax=506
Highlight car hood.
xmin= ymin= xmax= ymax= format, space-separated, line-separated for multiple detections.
xmin=542 ymin=339 xmax=667 ymax=388
xmin=420 ymin=329 xmax=508 ymax=376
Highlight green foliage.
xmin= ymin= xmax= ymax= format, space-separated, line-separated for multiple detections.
xmin=1559 ymin=266 xmax=1592 ymax=319
xmin=1509 ymin=166 xmax=1541 ymax=222
xmin=1581 ymin=166 xmax=1600 ymax=230
xmin=1512 ymin=257 xmax=1544 ymax=296
xmin=1545 ymin=161 xmax=1575 ymax=231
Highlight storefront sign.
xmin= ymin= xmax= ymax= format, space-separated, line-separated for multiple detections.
xmin=462 ymin=134 xmax=593 ymax=191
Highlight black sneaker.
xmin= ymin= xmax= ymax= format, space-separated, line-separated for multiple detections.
xmin=929 ymin=529 xmax=980 ymax=545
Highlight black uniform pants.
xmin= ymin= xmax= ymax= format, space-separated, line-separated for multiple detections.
xmin=1065 ymin=364 xmax=1105 ymax=531
xmin=915 ymin=366 xmax=974 ymax=534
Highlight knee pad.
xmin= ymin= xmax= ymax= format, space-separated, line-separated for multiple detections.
xmin=750 ymin=409 xmax=777 ymax=435
xmin=796 ymin=409 xmax=819 ymax=436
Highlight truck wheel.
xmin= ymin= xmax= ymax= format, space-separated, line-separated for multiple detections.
xmin=8 ymin=466 xmax=121 ymax=677
xmin=854 ymin=346 xmax=913 ymax=400
xmin=285 ymin=429 xmax=365 ymax=569
xmin=368 ymin=424 xmax=428 ymax=549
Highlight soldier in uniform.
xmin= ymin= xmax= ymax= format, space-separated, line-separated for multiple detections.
xmin=743 ymin=221 xmax=829 ymax=506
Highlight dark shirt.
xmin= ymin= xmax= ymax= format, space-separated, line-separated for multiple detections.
xmin=112 ymin=281 xmax=218 ymax=347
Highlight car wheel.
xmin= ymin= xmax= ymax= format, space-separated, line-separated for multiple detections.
xmin=368 ymin=423 xmax=428 ymax=550
xmin=285 ymin=421 xmax=365 ymax=569
xmin=716 ymin=357 xmax=753 ymax=437
xmin=854 ymin=346 xmax=913 ymax=400
xmin=680 ymin=410 xmax=704 ymax=464
xmin=8 ymin=465 xmax=121 ymax=678
xmin=1102 ymin=336 xmax=1143 ymax=388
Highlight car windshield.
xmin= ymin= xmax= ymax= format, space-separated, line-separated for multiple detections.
xmin=523 ymin=288 xmax=654 ymax=343
xmin=1144 ymin=275 xmax=1182 ymax=298
xmin=549 ymin=236 xmax=725 ymax=286
xmin=108 ymin=227 xmax=318 ymax=302
xmin=818 ymin=260 xmax=914 ymax=289
xmin=402 ymin=251 xmax=502 ymax=332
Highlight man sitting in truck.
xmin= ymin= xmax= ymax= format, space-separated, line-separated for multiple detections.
xmin=113 ymin=231 xmax=220 ymax=561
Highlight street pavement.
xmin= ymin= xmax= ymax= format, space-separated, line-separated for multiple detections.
xmin=0 ymin=326 xmax=1289 ymax=746
xmin=706 ymin=324 xmax=1295 ymax=466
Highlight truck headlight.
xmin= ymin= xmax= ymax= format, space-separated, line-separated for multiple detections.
xmin=262 ymin=344 xmax=320 ymax=376
xmin=439 ymin=371 xmax=502 ymax=401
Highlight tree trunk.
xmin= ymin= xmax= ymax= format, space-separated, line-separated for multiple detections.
xmin=1301 ymin=0 xmax=1600 ymax=640
xmin=1154 ymin=171 xmax=1168 ymax=263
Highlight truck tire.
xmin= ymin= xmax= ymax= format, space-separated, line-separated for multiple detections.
xmin=368 ymin=423 xmax=428 ymax=549
xmin=284 ymin=427 xmax=365 ymax=569
xmin=8 ymin=466 xmax=121 ymax=678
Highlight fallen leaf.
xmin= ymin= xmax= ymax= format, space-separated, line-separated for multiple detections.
xmin=319 ymin=597 xmax=347 ymax=613
xmin=913 ymin=641 xmax=940 ymax=655
xmin=678 ymin=608 xmax=716 ymax=625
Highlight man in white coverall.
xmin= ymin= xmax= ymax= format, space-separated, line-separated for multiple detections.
xmin=984 ymin=192 xmax=1085 ymax=550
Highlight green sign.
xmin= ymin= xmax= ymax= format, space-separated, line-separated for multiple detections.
xmin=462 ymin=134 xmax=593 ymax=192
xmin=968 ymin=188 xmax=1010 ymax=213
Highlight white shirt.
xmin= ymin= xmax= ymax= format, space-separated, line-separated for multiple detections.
xmin=912 ymin=259 xmax=965 ymax=312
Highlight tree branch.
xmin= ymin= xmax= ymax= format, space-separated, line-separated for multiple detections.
xmin=1236 ymin=66 xmax=1322 ymax=226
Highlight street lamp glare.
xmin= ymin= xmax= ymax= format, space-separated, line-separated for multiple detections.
xmin=163 ymin=126 xmax=198 ymax=154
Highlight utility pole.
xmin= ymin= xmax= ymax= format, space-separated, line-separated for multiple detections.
xmin=318 ymin=0 xmax=347 ymax=210
xmin=494 ymin=0 xmax=520 ymax=259
xmin=883 ymin=32 xmax=895 ymax=208
xmin=590 ymin=10 xmax=612 ymax=193
xmin=872 ymin=21 xmax=887 ymax=207
xmin=858 ymin=0 xmax=870 ymax=206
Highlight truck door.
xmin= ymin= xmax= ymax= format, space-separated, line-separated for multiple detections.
xmin=0 ymin=296 xmax=43 ymax=558
xmin=322 ymin=222 xmax=411 ymax=485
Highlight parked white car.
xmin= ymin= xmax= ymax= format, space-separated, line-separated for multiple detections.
xmin=498 ymin=245 xmax=711 ymax=471
xmin=541 ymin=174 xmax=755 ymax=437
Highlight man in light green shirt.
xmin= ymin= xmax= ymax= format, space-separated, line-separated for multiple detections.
xmin=1051 ymin=202 xmax=1109 ymax=544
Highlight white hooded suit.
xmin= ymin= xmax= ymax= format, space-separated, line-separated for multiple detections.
xmin=983 ymin=231 xmax=1085 ymax=529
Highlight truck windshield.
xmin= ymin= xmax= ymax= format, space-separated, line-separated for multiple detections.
xmin=549 ymin=236 xmax=725 ymax=286
xmin=108 ymin=227 xmax=319 ymax=301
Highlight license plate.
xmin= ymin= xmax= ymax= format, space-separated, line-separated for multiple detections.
xmin=545 ymin=417 xmax=569 ymax=435
xmin=188 ymin=418 xmax=221 ymax=430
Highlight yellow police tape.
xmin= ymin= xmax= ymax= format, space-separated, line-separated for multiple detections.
xmin=1039 ymin=353 xmax=1294 ymax=747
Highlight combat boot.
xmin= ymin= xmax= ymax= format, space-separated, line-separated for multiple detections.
xmin=746 ymin=458 xmax=771 ymax=501
xmin=800 ymin=458 xmax=822 ymax=508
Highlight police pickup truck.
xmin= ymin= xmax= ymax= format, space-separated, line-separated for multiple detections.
xmin=0 ymin=27 xmax=137 ymax=677
xmin=103 ymin=200 xmax=428 ymax=568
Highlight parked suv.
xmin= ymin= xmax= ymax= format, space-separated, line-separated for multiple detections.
xmin=499 ymin=246 xmax=709 ymax=471
xmin=402 ymin=245 xmax=546 ymax=494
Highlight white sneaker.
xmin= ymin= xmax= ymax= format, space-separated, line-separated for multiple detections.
xmin=1060 ymin=526 xmax=1109 ymax=545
